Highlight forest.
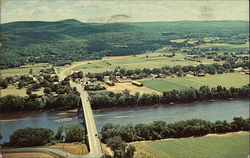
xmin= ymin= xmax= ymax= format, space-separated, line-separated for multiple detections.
xmin=1 ymin=20 xmax=248 ymax=69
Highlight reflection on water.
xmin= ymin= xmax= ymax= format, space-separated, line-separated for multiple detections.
xmin=0 ymin=99 xmax=249 ymax=143
xmin=93 ymin=99 xmax=249 ymax=131
xmin=0 ymin=112 xmax=81 ymax=142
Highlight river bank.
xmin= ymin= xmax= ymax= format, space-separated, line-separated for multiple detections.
xmin=1 ymin=99 xmax=249 ymax=143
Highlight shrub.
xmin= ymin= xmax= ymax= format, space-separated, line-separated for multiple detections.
xmin=9 ymin=127 xmax=54 ymax=147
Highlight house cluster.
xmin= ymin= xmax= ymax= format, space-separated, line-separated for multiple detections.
xmin=233 ymin=67 xmax=250 ymax=75
xmin=103 ymin=76 xmax=144 ymax=87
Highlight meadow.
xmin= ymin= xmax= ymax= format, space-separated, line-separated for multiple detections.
xmin=103 ymin=82 xmax=161 ymax=95
xmin=68 ymin=52 xmax=219 ymax=73
xmin=140 ymin=73 xmax=249 ymax=92
xmin=1 ymin=85 xmax=44 ymax=97
xmin=0 ymin=63 xmax=49 ymax=77
xmin=133 ymin=132 xmax=249 ymax=158
xmin=197 ymin=42 xmax=249 ymax=52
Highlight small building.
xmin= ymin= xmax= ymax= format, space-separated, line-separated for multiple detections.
xmin=132 ymin=81 xmax=143 ymax=87
xmin=198 ymin=73 xmax=205 ymax=77
xmin=156 ymin=73 xmax=166 ymax=78
xmin=233 ymin=67 xmax=243 ymax=72
xmin=104 ymin=76 xmax=109 ymax=80
xmin=116 ymin=77 xmax=132 ymax=83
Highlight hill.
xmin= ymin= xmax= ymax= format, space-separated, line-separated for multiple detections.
xmin=0 ymin=20 xmax=248 ymax=69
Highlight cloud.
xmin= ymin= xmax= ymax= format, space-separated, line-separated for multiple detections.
xmin=1 ymin=0 xmax=249 ymax=24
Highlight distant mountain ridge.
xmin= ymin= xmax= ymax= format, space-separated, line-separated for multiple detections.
xmin=0 ymin=19 xmax=248 ymax=69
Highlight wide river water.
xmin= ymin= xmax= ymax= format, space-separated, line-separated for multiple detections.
xmin=0 ymin=99 xmax=249 ymax=142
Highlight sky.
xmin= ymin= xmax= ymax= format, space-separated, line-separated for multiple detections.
xmin=1 ymin=0 xmax=249 ymax=24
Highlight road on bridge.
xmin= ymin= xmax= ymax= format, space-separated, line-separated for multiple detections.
xmin=71 ymin=82 xmax=103 ymax=158
xmin=56 ymin=66 xmax=103 ymax=158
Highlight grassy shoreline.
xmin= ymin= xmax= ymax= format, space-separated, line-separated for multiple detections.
xmin=132 ymin=131 xmax=249 ymax=158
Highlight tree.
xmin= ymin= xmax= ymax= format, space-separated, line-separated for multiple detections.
xmin=152 ymin=68 xmax=161 ymax=74
xmin=125 ymin=144 xmax=136 ymax=158
xmin=55 ymin=126 xmax=64 ymax=141
xmin=134 ymin=123 xmax=151 ymax=140
xmin=18 ymin=81 xmax=25 ymax=89
xmin=0 ymin=78 xmax=8 ymax=89
xmin=231 ymin=117 xmax=246 ymax=131
xmin=96 ymin=73 xmax=104 ymax=81
xmin=173 ymin=65 xmax=181 ymax=73
xmin=26 ymin=88 xmax=32 ymax=95
xmin=106 ymin=136 xmax=127 ymax=151
xmin=44 ymin=87 xmax=52 ymax=94
xmin=29 ymin=68 xmax=33 ymax=74
xmin=9 ymin=127 xmax=54 ymax=147
xmin=65 ymin=124 xmax=85 ymax=143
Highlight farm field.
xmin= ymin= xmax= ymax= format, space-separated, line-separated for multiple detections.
xmin=140 ymin=73 xmax=249 ymax=92
xmin=62 ymin=52 xmax=220 ymax=74
xmin=197 ymin=42 xmax=249 ymax=52
xmin=45 ymin=143 xmax=88 ymax=155
xmin=103 ymin=82 xmax=161 ymax=95
xmin=132 ymin=132 xmax=249 ymax=158
xmin=1 ymin=85 xmax=44 ymax=97
xmin=0 ymin=63 xmax=49 ymax=77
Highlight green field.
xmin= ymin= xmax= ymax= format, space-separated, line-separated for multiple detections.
xmin=69 ymin=52 xmax=220 ymax=73
xmin=133 ymin=132 xmax=249 ymax=158
xmin=1 ymin=63 xmax=49 ymax=76
xmin=140 ymin=73 xmax=249 ymax=92
xmin=198 ymin=42 xmax=249 ymax=52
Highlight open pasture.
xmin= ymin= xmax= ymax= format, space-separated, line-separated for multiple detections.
xmin=1 ymin=63 xmax=49 ymax=77
xmin=140 ymin=73 xmax=249 ymax=92
xmin=67 ymin=52 xmax=219 ymax=74
xmin=197 ymin=42 xmax=249 ymax=52
xmin=1 ymin=85 xmax=44 ymax=97
xmin=103 ymin=82 xmax=161 ymax=95
xmin=133 ymin=132 xmax=249 ymax=158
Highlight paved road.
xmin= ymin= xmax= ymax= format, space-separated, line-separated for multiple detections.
xmin=57 ymin=66 xmax=103 ymax=158
xmin=71 ymin=82 xmax=103 ymax=158
xmin=1 ymin=66 xmax=104 ymax=158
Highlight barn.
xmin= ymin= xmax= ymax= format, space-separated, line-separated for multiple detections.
xmin=132 ymin=81 xmax=143 ymax=87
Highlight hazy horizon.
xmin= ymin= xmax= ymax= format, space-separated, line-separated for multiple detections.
xmin=1 ymin=0 xmax=249 ymax=24
xmin=2 ymin=18 xmax=250 ymax=25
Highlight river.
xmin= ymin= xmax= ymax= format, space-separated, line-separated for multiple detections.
xmin=0 ymin=99 xmax=249 ymax=143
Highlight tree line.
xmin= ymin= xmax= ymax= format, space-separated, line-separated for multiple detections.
xmin=89 ymin=85 xmax=250 ymax=109
xmin=84 ymin=62 xmax=249 ymax=82
xmin=0 ymin=92 xmax=81 ymax=112
xmin=101 ymin=117 xmax=249 ymax=144
xmin=3 ymin=124 xmax=85 ymax=147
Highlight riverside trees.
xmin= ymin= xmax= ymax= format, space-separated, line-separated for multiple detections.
xmin=6 ymin=124 xmax=85 ymax=147
xmin=89 ymin=85 xmax=250 ymax=109
xmin=0 ymin=92 xmax=80 ymax=112
xmin=101 ymin=117 xmax=250 ymax=143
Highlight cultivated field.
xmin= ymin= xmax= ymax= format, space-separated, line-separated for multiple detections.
xmin=132 ymin=132 xmax=249 ymax=158
xmin=140 ymin=73 xmax=249 ymax=92
xmin=46 ymin=143 xmax=88 ymax=155
xmin=60 ymin=52 xmax=220 ymax=74
xmin=1 ymin=63 xmax=49 ymax=77
xmin=1 ymin=85 xmax=44 ymax=97
xmin=197 ymin=42 xmax=249 ymax=52
xmin=103 ymin=82 xmax=161 ymax=95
